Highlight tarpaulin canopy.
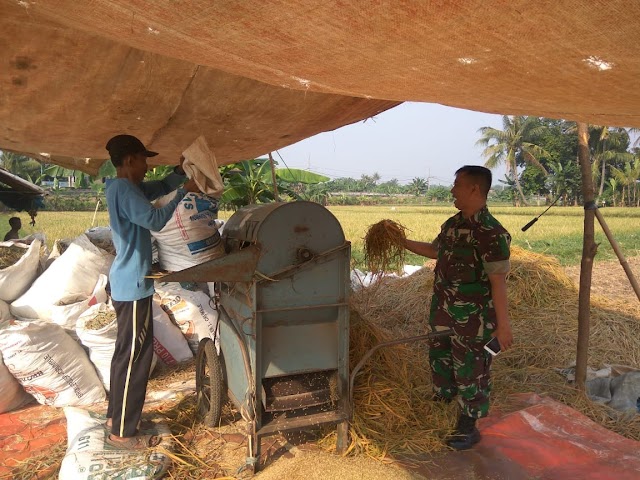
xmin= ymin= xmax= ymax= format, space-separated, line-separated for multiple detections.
xmin=2 ymin=1 xmax=639 ymax=174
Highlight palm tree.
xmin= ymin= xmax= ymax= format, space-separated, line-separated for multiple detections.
xmin=589 ymin=126 xmax=631 ymax=198
xmin=610 ymin=158 xmax=640 ymax=206
xmin=407 ymin=177 xmax=427 ymax=196
xmin=606 ymin=178 xmax=619 ymax=207
xmin=476 ymin=116 xmax=549 ymax=206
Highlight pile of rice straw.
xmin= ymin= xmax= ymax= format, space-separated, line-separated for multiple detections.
xmin=338 ymin=246 xmax=640 ymax=458
xmin=363 ymin=219 xmax=407 ymax=275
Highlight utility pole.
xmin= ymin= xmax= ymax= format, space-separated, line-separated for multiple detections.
xmin=426 ymin=168 xmax=430 ymax=190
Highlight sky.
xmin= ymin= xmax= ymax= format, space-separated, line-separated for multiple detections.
xmin=276 ymin=102 xmax=507 ymax=187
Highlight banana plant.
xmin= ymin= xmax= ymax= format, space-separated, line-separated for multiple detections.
xmin=219 ymin=158 xmax=329 ymax=209
xmin=40 ymin=164 xmax=92 ymax=189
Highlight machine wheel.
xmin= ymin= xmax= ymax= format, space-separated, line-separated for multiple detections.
xmin=196 ymin=337 xmax=223 ymax=427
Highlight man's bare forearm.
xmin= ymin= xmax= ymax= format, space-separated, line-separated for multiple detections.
xmin=405 ymin=239 xmax=437 ymax=259
xmin=488 ymin=272 xmax=513 ymax=350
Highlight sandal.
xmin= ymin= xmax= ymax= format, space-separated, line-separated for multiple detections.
xmin=105 ymin=433 xmax=161 ymax=450
xmin=104 ymin=418 xmax=154 ymax=432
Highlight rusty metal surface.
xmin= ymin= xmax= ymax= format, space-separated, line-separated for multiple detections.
xmin=258 ymin=410 xmax=348 ymax=437
xmin=157 ymin=244 xmax=260 ymax=283
xmin=262 ymin=370 xmax=336 ymax=412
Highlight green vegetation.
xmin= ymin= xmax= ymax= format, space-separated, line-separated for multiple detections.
xmin=328 ymin=205 xmax=640 ymax=269
xmin=4 ymin=207 xmax=638 ymax=270
xmin=3 ymin=115 xmax=639 ymax=212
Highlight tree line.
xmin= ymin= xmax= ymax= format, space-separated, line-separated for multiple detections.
xmin=477 ymin=117 xmax=639 ymax=207
xmin=1 ymin=116 xmax=639 ymax=209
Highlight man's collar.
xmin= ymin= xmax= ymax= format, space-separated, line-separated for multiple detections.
xmin=456 ymin=205 xmax=488 ymax=224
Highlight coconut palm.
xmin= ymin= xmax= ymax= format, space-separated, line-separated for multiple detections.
xmin=476 ymin=116 xmax=549 ymax=206
xmin=610 ymin=158 xmax=640 ymax=206
xmin=606 ymin=178 xmax=619 ymax=207
xmin=407 ymin=177 xmax=428 ymax=196
xmin=588 ymin=126 xmax=631 ymax=198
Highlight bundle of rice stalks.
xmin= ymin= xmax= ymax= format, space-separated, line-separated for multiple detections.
xmin=363 ymin=220 xmax=407 ymax=275
xmin=344 ymin=246 xmax=640 ymax=459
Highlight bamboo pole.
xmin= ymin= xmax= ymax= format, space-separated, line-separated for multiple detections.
xmin=594 ymin=209 xmax=640 ymax=301
xmin=268 ymin=152 xmax=280 ymax=202
xmin=575 ymin=122 xmax=597 ymax=391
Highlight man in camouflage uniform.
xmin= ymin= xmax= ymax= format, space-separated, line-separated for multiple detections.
xmin=405 ymin=165 xmax=513 ymax=450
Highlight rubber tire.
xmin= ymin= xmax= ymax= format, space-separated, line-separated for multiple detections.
xmin=195 ymin=337 xmax=223 ymax=427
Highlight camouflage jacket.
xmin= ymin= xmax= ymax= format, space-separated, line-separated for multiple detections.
xmin=429 ymin=206 xmax=511 ymax=338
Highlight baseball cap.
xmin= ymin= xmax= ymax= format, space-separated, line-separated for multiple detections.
xmin=105 ymin=134 xmax=158 ymax=161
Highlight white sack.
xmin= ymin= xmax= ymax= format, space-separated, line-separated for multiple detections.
xmin=84 ymin=226 xmax=116 ymax=255
xmin=0 ymin=238 xmax=42 ymax=302
xmin=76 ymin=303 xmax=160 ymax=391
xmin=50 ymin=274 xmax=108 ymax=340
xmin=0 ymin=298 xmax=11 ymax=323
xmin=10 ymin=234 xmax=113 ymax=322
xmin=151 ymin=192 xmax=224 ymax=272
xmin=0 ymin=320 xmax=106 ymax=407
xmin=155 ymin=282 xmax=220 ymax=355
xmin=59 ymin=407 xmax=171 ymax=480
xmin=151 ymin=297 xmax=193 ymax=367
xmin=76 ymin=302 xmax=118 ymax=391
xmin=0 ymin=348 xmax=34 ymax=413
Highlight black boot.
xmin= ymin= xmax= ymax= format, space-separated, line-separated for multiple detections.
xmin=446 ymin=414 xmax=481 ymax=450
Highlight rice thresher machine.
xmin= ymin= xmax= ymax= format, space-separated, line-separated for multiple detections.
xmin=161 ymin=201 xmax=351 ymax=471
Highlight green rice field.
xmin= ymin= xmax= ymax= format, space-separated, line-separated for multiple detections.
xmin=2 ymin=205 xmax=639 ymax=268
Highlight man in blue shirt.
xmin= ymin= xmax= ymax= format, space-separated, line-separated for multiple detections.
xmin=104 ymin=134 xmax=199 ymax=449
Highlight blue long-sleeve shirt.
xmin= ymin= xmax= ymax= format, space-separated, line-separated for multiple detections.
xmin=106 ymin=172 xmax=186 ymax=301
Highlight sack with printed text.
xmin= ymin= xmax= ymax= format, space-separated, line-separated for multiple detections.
xmin=0 ymin=346 xmax=34 ymax=413
xmin=0 ymin=320 xmax=106 ymax=407
xmin=151 ymin=191 xmax=225 ymax=271
xmin=155 ymin=282 xmax=220 ymax=355
xmin=151 ymin=297 xmax=193 ymax=367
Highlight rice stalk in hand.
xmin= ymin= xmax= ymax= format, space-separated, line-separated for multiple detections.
xmin=363 ymin=220 xmax=408 ymax=275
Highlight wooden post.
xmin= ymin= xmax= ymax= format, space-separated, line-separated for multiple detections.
xmin=575 ymin=122 xmax=597 ymax=391
xmin=268 ymin=152 xmax=280 ymax=202
xmin=594 ymin=209 xmax=640 ymax=301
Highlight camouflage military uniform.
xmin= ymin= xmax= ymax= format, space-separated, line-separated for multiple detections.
xmin=428 ymin=206 xmax=511 ymax=418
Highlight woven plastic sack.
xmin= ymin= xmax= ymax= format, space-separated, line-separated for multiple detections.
xmin=0 ymin=320 xmax=105 ymax=407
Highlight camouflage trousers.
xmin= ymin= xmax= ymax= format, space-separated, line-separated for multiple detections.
xmin=429 ymin=333 xmax=493 ymax=418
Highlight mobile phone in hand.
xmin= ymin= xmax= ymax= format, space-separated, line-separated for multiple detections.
xmin=484 ymin=337 xmax=501 ymax=356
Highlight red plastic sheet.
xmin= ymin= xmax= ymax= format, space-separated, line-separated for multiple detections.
xmin=478 ymin=393 xmax=640 ymax=480
xmin=0 ymin=403 xmax=66 ymax=478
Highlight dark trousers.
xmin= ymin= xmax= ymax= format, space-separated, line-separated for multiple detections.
xmin=107 ymin=296 xmax=154 ymax=438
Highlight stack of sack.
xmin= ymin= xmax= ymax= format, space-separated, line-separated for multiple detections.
xmin=0 ymin=230 xmax=222 ymax=416
xmin=0 ymin=233 xmax=113 ymax=412
xmin=0 ymin=137 xmax=227 ymax=416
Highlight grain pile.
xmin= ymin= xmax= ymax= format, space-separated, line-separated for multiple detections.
xmin=0 ymin=245 xmax=26 ymax=269
xmin=343 ymin=246 xmax=640 ymax=458
xmin=363 ymin=219 xmax=408 ymax=275
xmin=83 ymin=310 xmax=116 ymax=330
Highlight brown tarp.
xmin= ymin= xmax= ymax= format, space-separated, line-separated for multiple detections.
xmin=2 ymin=1 xmax=639 ymax=173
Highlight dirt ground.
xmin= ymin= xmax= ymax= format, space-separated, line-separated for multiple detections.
xmin=563 ymin=256 xmax=640 ymax=301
